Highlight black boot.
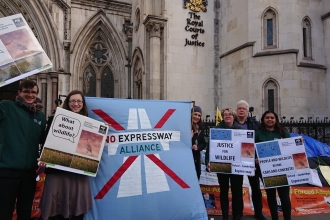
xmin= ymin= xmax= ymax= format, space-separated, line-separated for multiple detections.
xmin=254 ymin=212 xmax=267 ymax=220
xmin=233 ymin=215 xmax=242 ymax=220
xmin=220 ymin=201 xmax=229 ymax=220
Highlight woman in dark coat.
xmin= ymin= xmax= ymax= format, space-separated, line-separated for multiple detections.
xmin=212 ymin=107 xmax=243 ymax=220
xmin=191 ymin=105 xmax=206 ymax=180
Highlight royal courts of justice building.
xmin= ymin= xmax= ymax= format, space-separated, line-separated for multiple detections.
xmin=0 ymin=0 xmax=329 ymax=119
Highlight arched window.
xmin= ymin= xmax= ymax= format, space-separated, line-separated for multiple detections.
xmin=81 ymin=32 xmax=117 ymax=97
xmin=134 ymin=68 xmax=142 ymax=99
xmin=302 ymin=17 xmax=312 ymax=59
xmin=132 ymin=55 xmax=143 ymax=99
xmin=83 ymin=65 xmax=96 ymax=97
xmin=263 ymin=79 xmax=279 ymax=113
xmin=101 ymin=66 xmax=114 ymax=98
xmin=263 ymin=8 xmax=277 ymax=48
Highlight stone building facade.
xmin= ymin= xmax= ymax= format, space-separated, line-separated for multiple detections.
xmin=0 ymin=0 xmax=329 ymax=119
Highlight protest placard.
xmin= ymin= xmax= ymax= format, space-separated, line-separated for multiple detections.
xmin=209 ymin=128 xmax=255 ymax=175
xmin=256 ymin=136 xmax=312 ymax=188
xmin=0 ymin=14 xmax=52 ymax=87
xmin=40 ymin=108 xmax=108 ymax=177
xmin=84 ymin=98 xmax=208 ymax=220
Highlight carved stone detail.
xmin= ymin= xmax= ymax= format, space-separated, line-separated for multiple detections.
xmin=143 ymin=15 xmax=167 ymax=39
xmin=123 ymin=23 xmax=133 ymax=39
xmin=146 ymin=22 xmax=163 ymax=38
xmin=63 ymin=40 xmax=71 ymax=50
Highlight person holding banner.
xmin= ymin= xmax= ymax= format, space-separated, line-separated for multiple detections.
xmin=235 ymin=100 xmax=266 ymax=220
xmin=191 ymin=105 xmax=206 ymax=180
xmin=39 ymin=90 xmax=92 ymax=220
xmin=256 ymin=111 xmax=291 ymax=220
xmin=0 ymin=79 xmax=46 ymax=220
xmin=212 ymin=107 xmax=243 ymax=220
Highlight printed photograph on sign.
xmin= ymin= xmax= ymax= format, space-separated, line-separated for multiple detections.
xmin=14 ymin=52 xmax=51 ymax=74
xmin=292 ymin=152 xmax=309 ymax=169
xmin=256 ymin=141 xmax=281 ymax=158
xmin=70 ymin=155 xmax=99 ymax=174
xmin=241 ymin=143 xmax=254 ymax=158
xmin=264 ymin=174 xmax=289 ymax=188
xmin=40 ymin=148 xmax=73 ymax=167
xmin=75 ymin=130 xmax=103 ymax=158
xmin=0 ymin=28 xmax=40 ymax=59
xmin=203 ymin=193 xmax=216 ymax=209
xmin=210 ymin=162 xmax=231 ymax=173
xmin=210 ymin=129 xmax=231 ymax=140
xmin=0 ymin=61 xmax=20 ymax=82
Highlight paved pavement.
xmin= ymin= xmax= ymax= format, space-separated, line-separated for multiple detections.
xmin=208 ymin=214 xmax=330 ymax=219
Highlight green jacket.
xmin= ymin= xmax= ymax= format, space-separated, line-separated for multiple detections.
xmin=255 ymin=128 xmax=290 ymax=143
xmin=0 ymin=100 xmax=46 ymax=171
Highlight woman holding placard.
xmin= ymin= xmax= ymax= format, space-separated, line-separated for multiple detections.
xmin=255 ymin=110 xmax=291 ymax=220
xmin=212 ymin=107 xmax=243 ymax=220
xmin=39 ymin=90 xmax=92 ymax=220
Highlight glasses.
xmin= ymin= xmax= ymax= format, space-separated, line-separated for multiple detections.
xmin=21 ymin=90 xmax=38 ymax=95
xmin=224 ymin=113 xmax=233 ymax=117
xmin=69 ymin=100 xmax=83 ymax=104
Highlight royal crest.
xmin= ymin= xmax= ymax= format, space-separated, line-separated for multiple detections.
xmin=183 ymin=0 xmax=208 ymax=12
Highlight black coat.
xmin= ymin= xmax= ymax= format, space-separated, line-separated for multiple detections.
xmin=192 ymin=127 xmax=206 ymax=179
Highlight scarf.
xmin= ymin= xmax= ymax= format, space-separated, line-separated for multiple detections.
xmin=15 ymin=96 xmax=43 ymax=113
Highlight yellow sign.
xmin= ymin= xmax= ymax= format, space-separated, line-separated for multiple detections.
xmin=215 ymin=107 xmax=222 ymax=126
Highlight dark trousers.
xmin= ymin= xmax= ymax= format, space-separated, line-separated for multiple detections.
xmin=248 ymin=164 xmax=263 ymax=215
xmin=265 ymin=186 xmax=291 ymax=220
xmin=0 ymin=169 xmax=36 ymax=220
xmin=49 ymin=214 xmax=84 ymax=220
xmin=217 ymin=173 xmax=244 ymax=217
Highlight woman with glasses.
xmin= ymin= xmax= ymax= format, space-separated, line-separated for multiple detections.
xmin=207 ymin=108 xmax=243 ymax=220
xmin=39 ymin=90 xmax=92 ymax=220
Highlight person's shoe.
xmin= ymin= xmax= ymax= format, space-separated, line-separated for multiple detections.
xmin=222 ymin=215 xmax=228 ymax=220
xmin=254 ymin=213 xmax=267 ymax=220
xmin=233 ymin=215 xmax=242 ymax=220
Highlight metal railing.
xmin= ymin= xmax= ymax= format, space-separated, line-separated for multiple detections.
xmin=202 ymin=118 xmax=330 ymax=145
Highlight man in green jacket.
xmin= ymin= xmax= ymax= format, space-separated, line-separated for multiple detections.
xmin=0 ymin=80 xmax=46 ymax=220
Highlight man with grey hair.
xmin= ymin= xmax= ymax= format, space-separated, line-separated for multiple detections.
xmin=235 ymin=100 xmax=266 ymax=220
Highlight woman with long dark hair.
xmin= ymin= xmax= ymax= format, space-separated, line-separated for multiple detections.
xmin=191 ymin=105 xmax=206 ymax=180
xmin=256 ymin=110 xmax=291 ymax=220
xmin=39 ymin=90 xmax=92 ymax=220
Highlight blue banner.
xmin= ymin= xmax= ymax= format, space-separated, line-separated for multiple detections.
xmin=84 ymin=98 xmax=207 ymax=220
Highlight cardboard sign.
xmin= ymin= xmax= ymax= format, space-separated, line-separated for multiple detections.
xmin=0 ymin=14 xmax=52 ymax=87
xmin=209 ymin=129 xmax=255 ymax=175
xmin=256 ymin=137 xmax=312 ymax=188
xmin=40 ymin=108 xmax=108 ymax=177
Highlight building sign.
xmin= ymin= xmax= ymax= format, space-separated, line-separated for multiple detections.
xmin=183 ymin=0 xmax=207 ymax=47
